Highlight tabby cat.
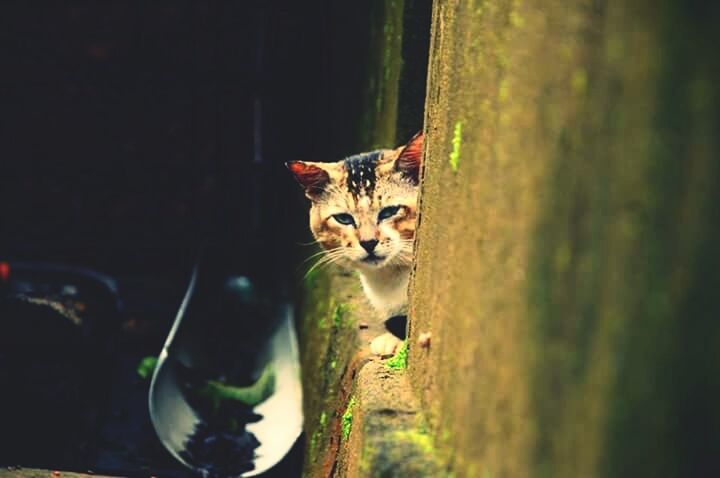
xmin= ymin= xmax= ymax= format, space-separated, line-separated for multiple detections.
xmin=287 ymin=133 xmax=423 ymax=355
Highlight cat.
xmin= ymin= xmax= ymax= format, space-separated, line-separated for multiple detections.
xmin=287 ymin=132 xmax=423 ymax=356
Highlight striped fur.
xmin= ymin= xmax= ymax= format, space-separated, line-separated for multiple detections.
xmin=288 ymin=133 xmax=423 ymax=322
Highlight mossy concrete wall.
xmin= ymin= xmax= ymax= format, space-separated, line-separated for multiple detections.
xmin=408 ymin=1 xmax=720 ymax=478
xmin=299 ymin=267 xmax=371 ymax=477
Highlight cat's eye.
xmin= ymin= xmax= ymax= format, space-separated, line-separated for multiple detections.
xmin=378 ymin=206 xmax=401 ymax=221
xmin=332 ymin=213 xmax=356 ymax=226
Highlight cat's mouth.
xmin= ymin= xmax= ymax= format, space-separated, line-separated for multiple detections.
xmin=361 ymin=253 xmax=385 ymax=265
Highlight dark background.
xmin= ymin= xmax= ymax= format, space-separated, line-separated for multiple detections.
xmin=0 ymin=0 xmax=430 ymax=476
xmin=0 ymin=0 xmax=383 ymax=291
xmin=0 ymin=1 xmax=383 ymax=476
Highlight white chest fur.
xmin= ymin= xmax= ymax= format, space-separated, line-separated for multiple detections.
xmin=357 ymin=266 xmax=410 ymax=320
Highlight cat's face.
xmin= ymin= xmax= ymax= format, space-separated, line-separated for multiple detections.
xmin=287 ymin=133 xmax=423 ymax=271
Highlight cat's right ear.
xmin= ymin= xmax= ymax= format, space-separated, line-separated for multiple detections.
xmin=394 ymin=131 xmax=424 ymax=183
xmin=286 ymin=161 xmax=331 ymax=199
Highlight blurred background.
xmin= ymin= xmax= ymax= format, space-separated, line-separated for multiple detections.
xmin=0 ymin=1 xmax=429 ymax=476
xmin=1 ymin=0 xmax=389 ymax=284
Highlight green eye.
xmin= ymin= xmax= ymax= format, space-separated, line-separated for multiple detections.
xmin=378 ymin=206 xmax=401 ymax=221
xmin=332 ymin=213 xmax=356 ymax=226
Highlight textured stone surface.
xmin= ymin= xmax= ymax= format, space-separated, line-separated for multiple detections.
xmin=339 ymin=361 xmax=440 ymax=478
xmin=408 ymin=1 xmax=720 ymax=478
xmin=299 ymin=266 xmax=376 ymax=478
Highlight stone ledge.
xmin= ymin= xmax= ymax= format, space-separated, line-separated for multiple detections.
xmin=338 ymin=361 xmax=441 ymax=478
xmin=300 ymin=266 xmax=441 ymax=478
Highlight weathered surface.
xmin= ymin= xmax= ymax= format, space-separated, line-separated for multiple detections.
xmin=409 ymin=1 xmax=720 ymax=478
xmin=339 ymin=361 xmax=440 ymax=478
xmin=299 ymin=266 xmax=376 ymax=478
xmin=300 ymin=267 xmax=440 ymax=478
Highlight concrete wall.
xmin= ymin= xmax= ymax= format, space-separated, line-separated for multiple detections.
xmin=408 ymin=1 xmax=720 ymax=477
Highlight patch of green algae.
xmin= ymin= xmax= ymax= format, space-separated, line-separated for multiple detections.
xmin=319 ymin=411 xmax=328 ymax=428
xmin=332 ymin=302 xmax=350 ymax=328
xmin=386 ymin=340 xmax=409 ymax=370
xmin=309 ymin=411 xmax=330 ymax=457
xmin=299 ymin=265 xmax=362 ymax=472
xmin=342 ymin=396 xmax=357 ymax=441
xmin=449 ymin=121 xmax=463 ymax=172
xmin=392 ymin=430 xmax=434 ymax=455
xmin=358 ymin=418 xmax=443 ymax=477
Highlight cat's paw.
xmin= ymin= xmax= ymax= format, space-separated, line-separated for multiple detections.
xmin=370 ymin=332 xmax=402 ymax=357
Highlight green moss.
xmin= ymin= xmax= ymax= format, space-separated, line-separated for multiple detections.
xmin=308 ymin=411 xmax=330 ymax=461
xmin=418 ymin=418 xmax=429 ymax=435
xmin=319 ymin=411 xmax=328 ymax=428
xmin=386 ymin=340 xmax=409 ymax=370
xmin=199 ymin=362 xmax=275 ymax=408
xmin=309 ymin=430 xmax=319 ymax=458
xmin=342 ymin=396 xmax=357 ymax=440
xmin=509 ymin=11 xmax=525 ymax=28
xmin=316 ymin=300 xmax=352 ymax=330
xmin=449 ymin=121 xmax=463 ymax=172
xmin=136 ymin=355 xmax=158 ymax=380
xmin=392 ymin=430 xmax=435 ymax=455
xmin=498 ymin=79 xmax=510 ymax=103
xmin=332 ymin=302 xmax=350 ymax=328
xmin=317 ymin=297 xmax=335 ymax=329
xmin=571 ymin=68 xmax=588 ymax=95
xmin=441 ymin=426 xmax=451 ymax=444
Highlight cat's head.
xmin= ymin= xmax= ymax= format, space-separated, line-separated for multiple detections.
xmin=287 ymin=132 xmax=423 ymax=270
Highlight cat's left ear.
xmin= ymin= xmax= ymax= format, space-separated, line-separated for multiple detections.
xmin=394 ymin=131 xmax=424 ymax=183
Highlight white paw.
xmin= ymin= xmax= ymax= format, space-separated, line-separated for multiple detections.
xmin=370 ymin=333 xmax=402 ymax=356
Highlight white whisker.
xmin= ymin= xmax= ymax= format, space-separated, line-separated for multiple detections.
xmin=303 ymin=248 xmax=348 ymax=278
xmin=300 ymin=248 xmax=333 ymax=265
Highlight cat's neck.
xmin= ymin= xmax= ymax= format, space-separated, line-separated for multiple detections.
xmin=357 ymin=265 xmax=411 ymax=320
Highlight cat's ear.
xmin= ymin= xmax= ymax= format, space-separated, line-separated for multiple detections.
xmin=394 ymin=131 xmax=424 ymax=183
xmin=286 ymin=161 xmax=331 ymax=199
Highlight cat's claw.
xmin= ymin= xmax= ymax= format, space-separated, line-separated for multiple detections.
xmin=370 ymin=332 xmax=402 ymax=357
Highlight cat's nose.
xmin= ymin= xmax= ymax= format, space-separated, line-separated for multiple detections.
xmin=359 ymin=239 xmax=379 ymax=253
